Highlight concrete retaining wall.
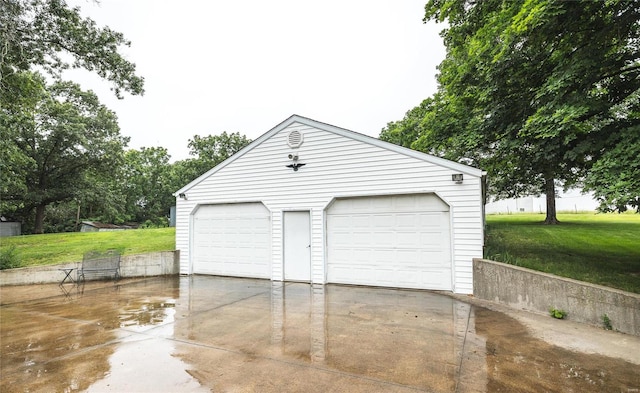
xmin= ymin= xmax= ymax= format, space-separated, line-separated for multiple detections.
xmin=119 ymin=251 xmax=179 ymax=278
xmin=0 ymin=251 xmax=179 ymax=286
xmin=473 ymin=258 xmax=640 ymax=336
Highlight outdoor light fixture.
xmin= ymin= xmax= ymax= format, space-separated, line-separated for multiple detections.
xmin=452 ymin=174 xmax=464 ymax=184
xmin=178 ymin=193 xmax=187 ymax=200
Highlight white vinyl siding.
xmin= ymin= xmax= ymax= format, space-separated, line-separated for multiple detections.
xmin=175 ymin=117 xmax=484 ymax=294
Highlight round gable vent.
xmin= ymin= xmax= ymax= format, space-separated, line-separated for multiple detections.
xmin=287 ymin=130 xmax=303 ymax=148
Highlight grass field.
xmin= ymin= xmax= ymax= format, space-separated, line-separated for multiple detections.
xmin=0 ymin=227 xmax=175 ymax=268
xmin=2 ymin=214 xmax=639 ymax=294
xmin=485 ymin=213 xmax=640 ymax=293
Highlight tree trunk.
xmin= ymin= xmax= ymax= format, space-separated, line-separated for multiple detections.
xmin=34 ymin=204 xmax=46 ymax=234
xmin=544 ymin=176 xmax=560 ymax=224
xmin=75 ymin=202 xmax=81 ymax=232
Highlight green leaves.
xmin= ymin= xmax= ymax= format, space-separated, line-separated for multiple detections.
xmin=116 ymin=147 xmax=174 ymax=225
xmin=549 ymin=308 xmax=567 ymax=319
xmin=399 ymin=0 xmax=640 ymax=217
xmin=2 ymin=75 xmax=128 ymax=233
xmin=584 ymin=126 xmax=640 ymax=213
xmin=380 ymin=98 xmax=434 ymax=149
xmin=1 ymin=0 xmax=146 ymax=231
xmin=185 ymin=132 xmax=252 ymax=178
xmin=1 ymin=0 xmax=144 ymax=98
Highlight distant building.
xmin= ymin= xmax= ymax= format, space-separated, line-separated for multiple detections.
xmin=80 ymin=221 xmax=137 ymax=232
xmin=484 ymin=189 xmax=599 ymax=214
xmin=169 ymin=206 xmax=176 ymax=227
xmin=0 ymin=217 xmax=21 ymax=237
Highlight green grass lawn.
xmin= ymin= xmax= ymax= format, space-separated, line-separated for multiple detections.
xmin=0 ymin=227 xmax=175 ymax=268
xmin=3 ymin=214 xmax=639 ymax=294
xmin=485 ymin=213 xmax=640 ymax=293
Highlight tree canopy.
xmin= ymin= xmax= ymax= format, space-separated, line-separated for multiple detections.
xmin=117 ymin=147 xmax=174 ymax=226
xmin=3 ymin=76 xmax=128 ymax=233
xmin=0 ymin=0 xmax=144 ymax=98
xmin=1 ymin=0 xmax=146 ymax=232
xmin=382 ymin=0 xmax=640 ymax=221
xmin=172 ymin=132 xmax=253 ymax=184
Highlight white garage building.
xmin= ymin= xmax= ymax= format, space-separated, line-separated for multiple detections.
xmin=174 ymin=115 xmax=485 ymax=294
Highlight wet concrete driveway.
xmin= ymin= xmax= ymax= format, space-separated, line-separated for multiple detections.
xmin=1 ymin=276 xmax=639 ymax=392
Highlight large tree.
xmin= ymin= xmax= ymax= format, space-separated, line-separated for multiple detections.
xmin=1 ymin=0 xmax=144 ymax=232
xmin=383 ymin=0 xmax=640 ymax=222
xmin=3 ymin=77 xmax=128 ymax=233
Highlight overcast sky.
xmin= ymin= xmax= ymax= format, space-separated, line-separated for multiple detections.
xmin=66 ymin=0 xmax=446 ymax=161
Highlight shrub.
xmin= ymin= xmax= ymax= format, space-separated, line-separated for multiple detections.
xmin=549 ymin=308 xmax=568 ymax=319
xmin=140 ymin=217 xmax=169 ymax=228
xmin=602 ymin=314 xmax=613 ymax=330
xmin=0 ymin=245 xmax=21 ymax=270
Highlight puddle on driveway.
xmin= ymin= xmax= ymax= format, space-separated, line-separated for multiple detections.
xmin=1 ymin=276 xmax=638 ymax=392
xmin=472 ymin=307 xmax=639 ymax=392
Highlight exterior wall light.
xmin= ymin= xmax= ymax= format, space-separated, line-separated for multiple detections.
xmin=452 ymin=174 xmax=464 ymax=184
xmin=179 ymin=193 xmax=187 ymax=200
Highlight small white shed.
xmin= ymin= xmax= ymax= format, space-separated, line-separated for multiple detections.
xmin=175 ymin=115 xmax=485 ymax=294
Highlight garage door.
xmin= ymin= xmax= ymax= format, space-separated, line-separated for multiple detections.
xmin=327 ymin=194 xmax=451 ymax=290
xmin=192 ymin=203 xmax=271 ymax=278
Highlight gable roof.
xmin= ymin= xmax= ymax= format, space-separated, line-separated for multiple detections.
xmin=175 ymin=114 xmax=485 ymax=195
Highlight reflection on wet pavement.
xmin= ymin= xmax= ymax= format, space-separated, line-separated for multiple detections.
xmin=1 ymin=276 xmax=638 ymax=392
xmin=118 ymin=298 xmax=175 ymax=330
xmin=474 ymin=307 xmax=639 ymax=392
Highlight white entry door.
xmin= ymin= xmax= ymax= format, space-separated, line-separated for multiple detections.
xmin=284 ymin=211 xmax=311 ymax=281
